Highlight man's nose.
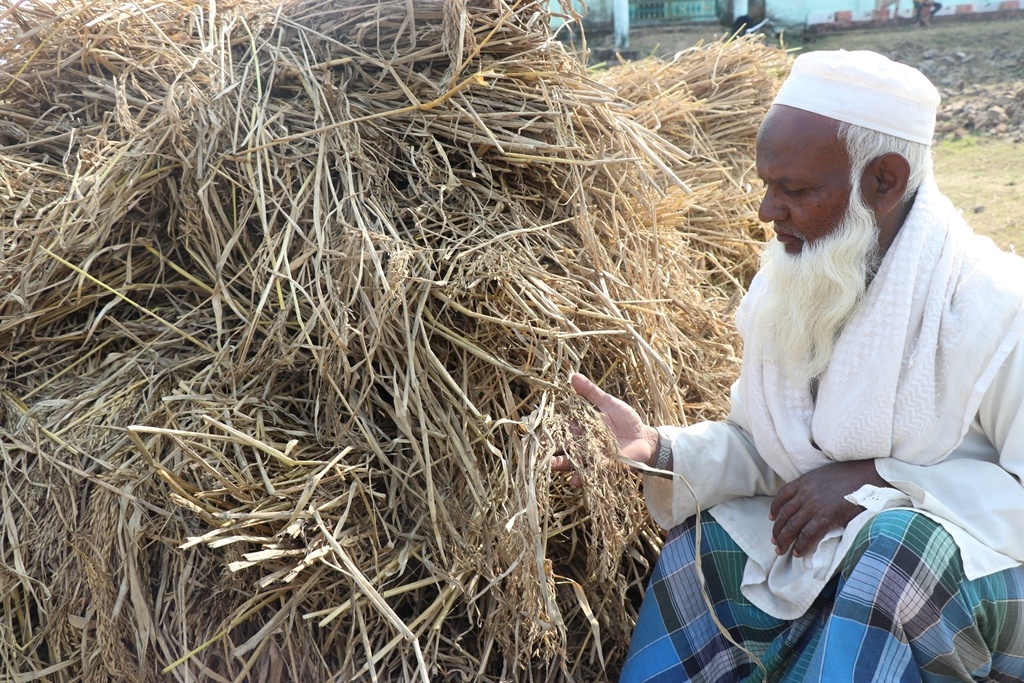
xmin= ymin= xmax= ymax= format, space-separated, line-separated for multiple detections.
xmin=758 ymin=188 xmax=787 ymax=224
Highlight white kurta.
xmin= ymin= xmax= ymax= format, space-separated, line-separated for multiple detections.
xmin=643 ymin=179 xmax=1024 ymax=619
xmin=645 ymin=336 xmax=1024 ymax=618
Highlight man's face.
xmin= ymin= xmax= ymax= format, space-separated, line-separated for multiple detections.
xmin=755 ymin=106 xmax=856 ymax=254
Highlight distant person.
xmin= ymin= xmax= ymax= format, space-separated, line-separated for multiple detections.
xmin=730 ymin=14 xmax=770 ymax=36
xmin=554 ymin=50 xmax=1024 ymax=682
xmin=914 ymin=0 xmax=942 ymax=26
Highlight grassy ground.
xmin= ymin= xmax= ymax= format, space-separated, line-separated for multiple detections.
xmin=933 ymin=138 xmax=1024 ymax=252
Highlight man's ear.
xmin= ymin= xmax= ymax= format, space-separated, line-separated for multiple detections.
xmin=861 ymin=152 xmax=911 ymax=218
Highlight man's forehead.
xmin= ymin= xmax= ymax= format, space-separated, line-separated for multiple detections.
xmin=757 ymin=106 xmax=847 ymax=168
xmin=760 ymin=105 xmax=841 ymax=137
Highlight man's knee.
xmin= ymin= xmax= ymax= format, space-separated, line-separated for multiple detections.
xmin=839 ymin=507 xmax=958 ymax=577
xmin=841 ymin=509 xmax=964 ymax=595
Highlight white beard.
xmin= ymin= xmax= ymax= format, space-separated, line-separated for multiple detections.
xmin=751 ymin=195 xmax=880 ymax=384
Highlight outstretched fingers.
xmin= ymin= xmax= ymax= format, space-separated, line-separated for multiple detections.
xmin=570 ymin=373 xmax=611 ymax=410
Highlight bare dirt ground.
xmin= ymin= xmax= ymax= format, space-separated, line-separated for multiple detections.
xmin=596 ymin=17 xmax=1024 ymax=249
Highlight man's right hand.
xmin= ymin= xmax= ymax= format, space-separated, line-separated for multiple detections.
xmin=550 ymin=373 xmax=661 ymax=486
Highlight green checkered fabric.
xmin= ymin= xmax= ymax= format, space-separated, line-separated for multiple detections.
xmin=620 ymin=510 xmax=1024 ymax=682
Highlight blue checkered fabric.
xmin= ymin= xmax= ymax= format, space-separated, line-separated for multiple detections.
xmin=620 ymin=510 xmax=1024 ymax=683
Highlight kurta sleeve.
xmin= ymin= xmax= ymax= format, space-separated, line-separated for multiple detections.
xmin=873 ymin=337 xmax=1024 ymax=577
xmin=644 ymin=380 xmax=785 ymax=530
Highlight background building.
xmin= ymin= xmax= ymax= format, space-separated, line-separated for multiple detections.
xmin=555 ymin=0 xmax=1020 ymax=35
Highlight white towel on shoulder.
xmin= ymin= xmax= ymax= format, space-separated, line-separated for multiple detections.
xmin=735 ymin=178 xmax=1024 ymax=481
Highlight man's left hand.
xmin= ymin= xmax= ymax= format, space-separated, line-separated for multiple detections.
xmin=769 ymin=459 xmax=888 ymax=557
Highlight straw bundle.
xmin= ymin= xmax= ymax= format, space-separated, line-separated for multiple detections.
xmin=596 ymin=40 xmax=789 ymax=289
xmin=0 ymin=0 xmax=783 ymax=679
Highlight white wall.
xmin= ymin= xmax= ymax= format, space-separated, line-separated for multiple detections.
xmin=768 ymin=0 xmax=885 ymax=26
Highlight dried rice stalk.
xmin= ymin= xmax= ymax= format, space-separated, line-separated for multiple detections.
xmin=0 ymin=0 xmax=785 ymax=679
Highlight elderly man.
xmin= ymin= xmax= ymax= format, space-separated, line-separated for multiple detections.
xmin=555 ymin=50 xmax=1024 ymax=681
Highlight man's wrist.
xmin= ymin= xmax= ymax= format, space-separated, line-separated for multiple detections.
xmin=653 ymin=430 xmax=673 ymax=477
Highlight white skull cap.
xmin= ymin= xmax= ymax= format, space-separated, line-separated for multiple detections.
xmin=772 ymin=50 xmax=941 ymax=145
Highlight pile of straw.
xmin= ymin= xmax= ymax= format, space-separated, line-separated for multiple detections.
xmin=596 ymin=42 xmax=789 ymax=290
xmin=0 ymin=0 xmax=783 ymax=679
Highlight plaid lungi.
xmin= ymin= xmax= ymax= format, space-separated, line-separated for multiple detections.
xmin=620 ymin=510 xmax=1024 ymax=682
